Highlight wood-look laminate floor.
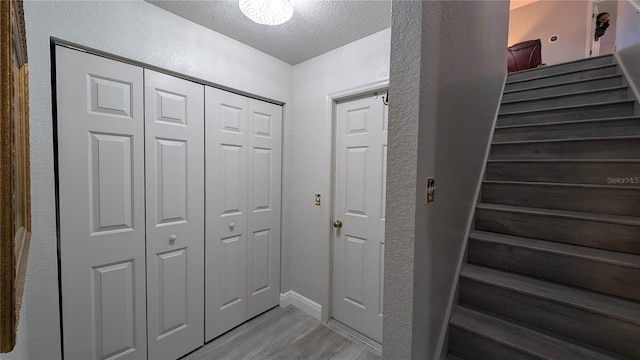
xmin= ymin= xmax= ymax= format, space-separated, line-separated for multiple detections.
xmin=183 ymin=305 xmax=381 ymax=360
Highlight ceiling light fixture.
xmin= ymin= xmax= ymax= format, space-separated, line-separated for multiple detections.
xmin=239 ymin=0 xmax=294 ymax=26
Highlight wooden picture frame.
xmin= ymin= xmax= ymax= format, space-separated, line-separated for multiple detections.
xmin=1 ymin=0 xmax=30 ymax=353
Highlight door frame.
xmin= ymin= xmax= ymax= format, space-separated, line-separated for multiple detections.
xmin=323 ymin=79 xmax=389 ymax=340
xmin=585 ymin=0 xmax=612 ymax=58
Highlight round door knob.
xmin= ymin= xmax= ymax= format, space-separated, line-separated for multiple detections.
xmin=229 ymin=222 xmax=235 ymax=229
xmin=333 ymin=220 xmax=343 ymax=228
xmin=169 ymin=234 xmax=177 ymax=245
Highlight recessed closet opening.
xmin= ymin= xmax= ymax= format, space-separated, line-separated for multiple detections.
xmin=53 ymin=41 xmax=283 ymax=360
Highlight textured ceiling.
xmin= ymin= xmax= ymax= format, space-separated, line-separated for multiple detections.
xmin=146 ymin=0 xmax=392 ymax=65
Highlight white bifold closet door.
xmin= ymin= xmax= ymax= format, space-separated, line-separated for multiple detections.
xmin=56 ymin=46 xmax=147 ymax=360
xmin=57 ymin=46 xmax=205 ymax=360
xmin=144 ymin=69 xmax=205 ymax=360
xmin=205 ymin=87 xmax=282 ymax=341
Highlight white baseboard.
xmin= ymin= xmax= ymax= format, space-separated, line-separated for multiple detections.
xmin=279 ymin=290 xmax=322 ymax=320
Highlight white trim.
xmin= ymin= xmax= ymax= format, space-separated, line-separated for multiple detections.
xmin=629 ymin=0 xmax=640 ymax=12
xmin=279 ymin=290 xmax=293 ymax=307
xmin=585 ymin=0 xmax=596 ymax=58
xmin=279 ymin=291 xmax=322 ymax=320
xmin=326 ymin=79 xmax=390 ymax=101
xmin=585 ymin=0 xmax=611 ymax=58
xmin=433 ymin=72 xmax=508 ymax=360
xmin=614 ymin=51 xmax=640 ymax=110
xmin=326 ymin=320 xmax=382 ymax=356
xmin=323 ymin=78 xmax=390 ymax=324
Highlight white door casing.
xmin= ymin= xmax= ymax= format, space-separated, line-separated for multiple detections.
xmin=591 ymin=3 xmax=601 ymax=57
xmin=56 ymin=46 xmax=147 ymax=360
xmin=332 ymin=93 xmax=387 ymax=343
xmin=205 ymin=87 xmax=282 ymax=341
xmin=144 ymin=69 xmax=205 ymax=359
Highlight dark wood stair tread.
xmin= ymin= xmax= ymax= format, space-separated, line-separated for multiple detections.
xmin=494 ymin=115 xmax=640 ymax=130
xmin=450 ymin=306 xmax=620 ymax=360
xmin=483 ymin=179 xmax=640 ymax=191
xmin=503 ymin=74 xmax=623 ymax=95
xmin=476 ymin=203 xmax=640 ymax=226
xmin=506 ymin=62 xmax=616 ymax=85
xmin=501 ymin=85 xmax=628 ymax=105
xmin=498 ymin=99 xmax=634 ymax=117
xmin=481 ymin=180 xmax=640 ymax=216
xmin=461 ymin=264 xmax=640 ymax=324
xmin=484 ymin=160 xmax=640 ymax=188
xmin=492 ymin=134 xmax=640 ymax=145
xmin=470 ymin=230 xmax=640 ymax=269
xmin=487 ymin=159 xmax=640 ymax=163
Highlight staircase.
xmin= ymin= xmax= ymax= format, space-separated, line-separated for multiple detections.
xmin=447 ymin=54 xmax=640 ymax=360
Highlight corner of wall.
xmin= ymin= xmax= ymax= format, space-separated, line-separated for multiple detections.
xmin=279 ymin=291 xmax=322 ymax=320
xmin=614 ymin=0 xmax=640 ymax=114
xmin=613 ymin=52 xmax=640 ymax=114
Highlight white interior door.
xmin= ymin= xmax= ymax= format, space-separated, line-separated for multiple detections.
xmin=246 ymin=99 xmax=282 ymax=319
xmin=145 ymin=69 xmax=205 ymax=359
xmin=332 ymin=93 xmax=388 ymax=343
xmin=205 ymin=87 xmax=249 ymax=341
xmin=56 ymin=46 xmax=147 ymax=360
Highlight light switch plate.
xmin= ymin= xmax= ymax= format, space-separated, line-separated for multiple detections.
xmin=426 ymin=177 xmax=435 ymax=204
xmin=315 ymin=193 xmax=322 ymax=206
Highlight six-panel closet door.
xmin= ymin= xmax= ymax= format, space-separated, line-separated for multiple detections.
xmin=205 ymin=87 xmax=282 ymax=341
xmin=56 ymin=46 xmax=148 ymax=360
xmin=144 ymin=69 xmax=205 ymax=359
xmin=57 ymin=45 xmax=281 ymax=359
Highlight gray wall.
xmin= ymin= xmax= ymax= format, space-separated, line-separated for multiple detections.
xmin=616 ymin=0 xmax=640 ymax=94
xmin=430 ymin=2 xmax=510 ymax=357
xmin=384 ymin=1 xmax=509 ymax=359
xmin=509 ymin=0 xmax=589 ymax=65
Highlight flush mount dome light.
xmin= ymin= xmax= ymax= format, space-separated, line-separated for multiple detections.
xmin=239 ymin=0 xmax=294 ymax=25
